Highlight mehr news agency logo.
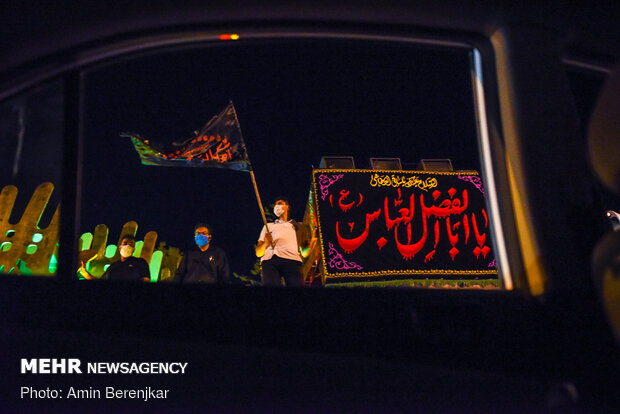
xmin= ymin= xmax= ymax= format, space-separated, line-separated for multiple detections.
xmin=20 ymin=358 xmax=188 ymax=401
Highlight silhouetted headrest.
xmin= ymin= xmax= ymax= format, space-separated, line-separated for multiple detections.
xmin=588 ymin=63 xmax=620 ymax=194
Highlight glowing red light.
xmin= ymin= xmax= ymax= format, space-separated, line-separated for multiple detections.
xmin=219 ymin=34 xmax=239 ymax=40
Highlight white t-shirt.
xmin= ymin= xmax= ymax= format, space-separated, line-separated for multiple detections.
xmin=258 ymin=220 xmax=302 ymax=262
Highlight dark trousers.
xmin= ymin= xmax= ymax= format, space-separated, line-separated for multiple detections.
xmin=261 ymin=256 xmax=304 ymax=287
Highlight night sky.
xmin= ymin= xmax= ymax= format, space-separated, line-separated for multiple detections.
xmin=80 ymin=37 xmax=480 ymax=276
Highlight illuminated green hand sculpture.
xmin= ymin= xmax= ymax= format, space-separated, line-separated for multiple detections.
xmin=79 ymin=221 xmax=159 ymax=280
xmin=0 ymin=182 xmax=182 ymax=281
xmin=0 ymin=182 xmax=59 ymax=275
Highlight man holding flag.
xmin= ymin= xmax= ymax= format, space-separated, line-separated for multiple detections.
xmin=255 ymin=197 xmax=309 ymax=287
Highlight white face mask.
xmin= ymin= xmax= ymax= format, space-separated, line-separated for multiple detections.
xmin=273 ymin=204 xmax=286 ymax=218
xmin=119 ymin=245 xmax=134 ymax=258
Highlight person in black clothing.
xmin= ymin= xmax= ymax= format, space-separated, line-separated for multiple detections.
xmin=174 ymin=223 xmax=231 ymax=284
xmin=79 ymin=235 xmax=150 ymax=282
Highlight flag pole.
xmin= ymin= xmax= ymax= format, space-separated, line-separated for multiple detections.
xmin=230 ymin=102 xmax=269 ymax=229
xmin=250 ymin=170 xmax=269 ymax=228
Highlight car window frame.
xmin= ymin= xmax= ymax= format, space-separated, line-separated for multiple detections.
xmin=1 ymin=25 xmax=524 ymax=293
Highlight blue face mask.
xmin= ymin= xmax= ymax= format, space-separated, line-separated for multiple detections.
xmin=195 ymin=234 xmax=209 ymax=247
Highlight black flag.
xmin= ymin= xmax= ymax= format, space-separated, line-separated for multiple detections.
xmin=124 ymin=102 xmax=251 ymax=171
